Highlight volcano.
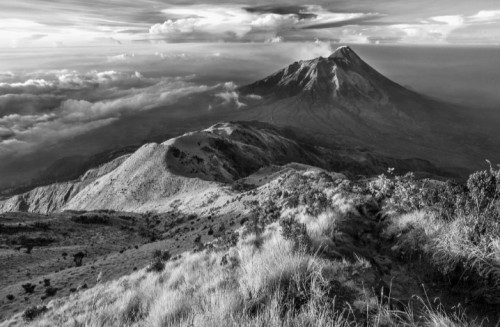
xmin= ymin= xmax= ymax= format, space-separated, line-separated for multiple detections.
xmin=240 ymin=46 xmax=410 ymax=103
xmin=235 ymin=46 xmax=499 ymax=173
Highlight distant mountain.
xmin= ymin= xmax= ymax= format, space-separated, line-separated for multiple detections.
xmin=237 ymin=46 xmax=500 ymax=173
xmin=240 ymin=46 xmax=412 ymax=104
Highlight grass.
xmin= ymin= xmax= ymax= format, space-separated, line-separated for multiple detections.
xmin=4 ymin=207 xmax=482 ymax=327
xmin=384 ymin=210 xmax=500 ymax=296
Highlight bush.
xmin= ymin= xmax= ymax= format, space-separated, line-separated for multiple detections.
xmin=280 ymin=217 xmax=311 ymax=252
xmin=22 ymin=305 xmax=48 ymax=321
xmin=45 ymin=287 xmax=57 ymax=297
xmin=242 ymin=200 xmax=281 ymax=238
xmin=147 ymin=250 xmax=171 ymax=273
xmin=22 ymin=283 xmax=36 ymax=294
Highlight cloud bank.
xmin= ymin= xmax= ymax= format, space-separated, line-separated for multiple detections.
xmin=0 ymin=70 xmax=210 ymax=156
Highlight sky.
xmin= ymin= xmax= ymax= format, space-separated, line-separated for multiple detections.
xmin=1 ymin=0 xmax=500 ymax=188
xmin=2 ymin=0 xmax=500 ymax=47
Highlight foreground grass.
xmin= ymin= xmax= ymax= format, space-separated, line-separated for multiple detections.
xmin=374 ymin=166 xmax=500 ymax=305
xmin=384 ymin=210 xmax=500 ymax=303
xmin=7 ymin=220 xmax=480 ymax=326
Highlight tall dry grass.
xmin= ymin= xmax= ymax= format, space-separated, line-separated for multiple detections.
xmin=384 ymin=210 xmax=500 ymax=293
xmin=4 ymin=196 xmax=483 ymax=327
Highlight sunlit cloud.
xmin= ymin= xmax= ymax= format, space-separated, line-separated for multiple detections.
xmin=0 ymin=1 xmax=500 ymax=47
xmin=148 ymin=4 xmax=379 ymax=42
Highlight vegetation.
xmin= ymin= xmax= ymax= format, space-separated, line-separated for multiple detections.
xmin=146 ymin=250 xmax=172 ymax=273
xmin=375 ymin=163 xmax=500 ymax=304
xmin=22 ymin=306 xmax=48 ymax=322
xmin=3 ymin=165 xmax=500 ymax=326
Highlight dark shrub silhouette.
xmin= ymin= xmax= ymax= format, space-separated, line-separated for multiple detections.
xmin=22 ymin=305 xmax=48 ymax=321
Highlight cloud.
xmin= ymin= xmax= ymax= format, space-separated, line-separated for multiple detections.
xmin=265 ymin=35 xmax=284 ymax=43
xmin=326 ymin=8 xmax=500 ymax=45
xmin=0 ymin=93 xmax=64 ymax=116
xmin=250 ymin=13 xmax=299 ymax=30
xmin=430 ymin=15 xmax=465 ymax=26
xmin=0 ymin=70 xmax=157 ymax=97
xmin=107 ymin=53 xmax=135 ymax=62
xmin=0 ymin=70 xmax=211 ymax=156
xmin=2 ymin=0 xmax=500 ymax=48
xmin=469 ymin=10 xmax=500 ymax=22
xmin=149 ymin=5 xmax=253 ymax=41
xmin=215 ymin=82 xmax=246 ymax=109
xmin=149 ymin=4 xmax=379 ymax=43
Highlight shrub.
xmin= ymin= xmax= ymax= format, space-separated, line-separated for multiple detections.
xmin=242 ymin=200 xmax=281 ymax=238
xmin=22 ymin=305 xmax=48 ymax=321
xmin=280 ymin=217 xmax=311 ymax=252
xmin=147 ymin=250 xmax=171 ymax=273
xmin=22 ymin=283 xmax=36 ymax=294
xmin=212 ymin=231 xmax=239 ymax=251
xmin=73 ymin=252 xmax=86 ymax=267
xmin=45 ymin=287 xmax=57 ymax=297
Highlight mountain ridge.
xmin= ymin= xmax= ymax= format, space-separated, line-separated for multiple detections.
xmin=0 ymin=121 xmax=454 ymax=215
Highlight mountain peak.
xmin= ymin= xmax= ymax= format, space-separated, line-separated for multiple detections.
xmin=239 ymin=45 xmax=414 ymax=104
xmin=328 ymin=46 xmax=363 ymax=67
xmin=329 ymin=46 xmax=355 ymax=59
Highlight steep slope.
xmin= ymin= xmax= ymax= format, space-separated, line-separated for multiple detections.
xmin=236 ymin=46 xmax=499 ymax=172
